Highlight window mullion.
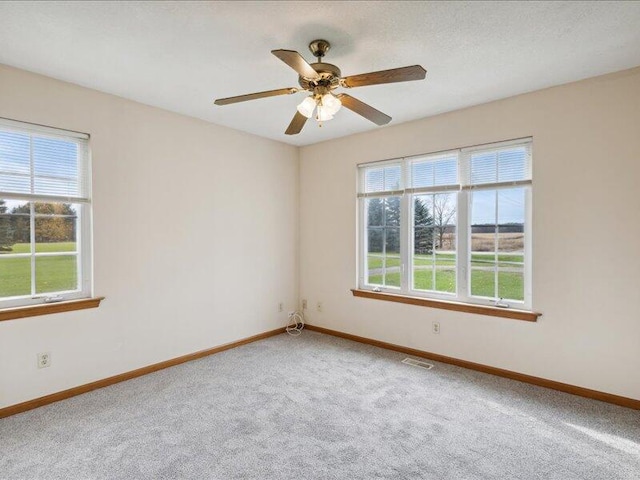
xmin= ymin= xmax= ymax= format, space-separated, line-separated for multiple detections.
xmin=494 ymin=189 xmax=499 ymax=301
xmin=358 ymin=199 xmax=366 ymax=287
xmin=400 ymin=191 xmax=409 ymax=293
xmin=458 ymin=189 xmax=469 ymax=301
xmin=29 ymin=135 xmax=36 ymax=298
xmin=524 ymin=186 xmax=533 ymax=309
xmin=29 ymin=201 xmax=36 ymax=297
xmin=401 ymin=158 xmax=411 ymax=293
xmin=382 ymin=227 xmax=387 ymax=287
xmin=431 ymin=194 xmax=436 ymax=291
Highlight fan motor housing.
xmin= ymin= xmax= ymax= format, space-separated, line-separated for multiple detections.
xmin=299 ymin=62 xmax=341 ymax=91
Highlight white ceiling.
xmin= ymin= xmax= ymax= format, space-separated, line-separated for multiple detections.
xmin=1 ymin=1 xmax=640 ymax=147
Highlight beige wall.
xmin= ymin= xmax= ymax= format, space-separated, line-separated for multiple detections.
xmin=0 ymin=64 xmax=299 ymax=408
xmin=2 ymin=63 xmax=639 ymax=409
xmin=299 ymin=67 xmax=640 ymax=400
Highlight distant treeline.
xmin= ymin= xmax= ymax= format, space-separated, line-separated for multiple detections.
xmin=471 ymin=223 xmax=524 ymax=234
xmin=0 ymin=201 xmax=76 ymax=251
xmin=414 ymin=223 xmax=524 ymax=235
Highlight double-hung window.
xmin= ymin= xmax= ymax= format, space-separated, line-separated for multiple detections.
xmin=0 ymin=118 xmax=92 ymax=309
xmin=358 ymin=138 xmax=532 ymax=310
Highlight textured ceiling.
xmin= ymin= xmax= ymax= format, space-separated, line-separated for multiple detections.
xmin=1 ymin=1 xmax=640 ymax=146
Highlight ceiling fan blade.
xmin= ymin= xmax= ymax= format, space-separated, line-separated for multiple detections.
xmin=342 ymin=65 xmax=426 ymax=88
xmin=214 ymin=87 xmax=297 ymax=106
xmin=271 ymin=49 xmax=320 ymax=80
xmin=336 ymin=93 xmax=391 ymax=126
xmin=285 ymin=111 xmax=308 ymax=135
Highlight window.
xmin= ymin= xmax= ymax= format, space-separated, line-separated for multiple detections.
xmin=0 ymin=118 xmax=91 ymax=309
xmin=358 ymin=138 xmax=532 ymax=310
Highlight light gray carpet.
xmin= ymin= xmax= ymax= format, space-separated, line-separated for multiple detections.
xmin=1 ymin=330 xmax=639 ymax=479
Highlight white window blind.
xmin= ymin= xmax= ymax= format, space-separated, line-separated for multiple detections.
xmin=0 ymin=118 xmax=90 ymax=203
xmin=461 ymin=138 xmax=532 ymax=189
xmin=358 ymin=138 xmax=531 ymax=197
xmin=407 ymin=151 xmax=459 ymax=193
xmin=358 ymin=160 xmax=404 ymax=198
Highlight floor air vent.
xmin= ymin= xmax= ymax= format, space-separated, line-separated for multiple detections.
xmin=401 ymin=358 xmax=434 ymax=370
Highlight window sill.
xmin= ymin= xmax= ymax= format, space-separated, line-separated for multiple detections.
xmin=0 ymin=297 xmax=105 ymax=322
xmin=351 ymin=289 xmax=540 ymax=322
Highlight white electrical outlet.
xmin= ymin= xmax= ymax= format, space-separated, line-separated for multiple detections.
xmin=302 ymin=299 xmax=307 ymax=310
xmin=278 ymin=302 xmax=284 ymax=312
xmin=317 ymin=301 xmax=323 ymax=312
xmin=432 ymin=322 xmax=440 ymax=334
xmin=37 ymin=352 xmax=51 ymax=369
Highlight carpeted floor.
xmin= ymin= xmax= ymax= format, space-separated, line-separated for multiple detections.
xmin=1 ymin=330 xmax=639 ymax=479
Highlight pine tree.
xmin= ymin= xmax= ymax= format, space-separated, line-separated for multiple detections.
xmin=367 ymin=197 xmax=403 ymax=254
xmin=414 ymin=197 xmax=434 ymax=254
xmin=385 ymin=197 xmax=401 ymax=253
xmin=366 ymin=198 xmax=383 ymax=253
xmin=9 ymin=203 xmax=30 ymax=243
xmin=0 ymin=200 xmax=14 ymax=251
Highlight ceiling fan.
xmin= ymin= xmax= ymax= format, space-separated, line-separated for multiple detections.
xmin=214 ymin=39 xmax=427 ymax=135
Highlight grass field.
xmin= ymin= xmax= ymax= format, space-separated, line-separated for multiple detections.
xmin=471 ymin=233 xmax=524 ymax=252
xmin=0 ymin=243 xmax=77 ymax=297
xmin=368 ymin=253 xmax=523 ymax=269
xmin=368 ymin=269 xmax=524 ymax=301
xmin=470 ymin=270 xmax=523 ymax=300
xmin=2 ymin=242 xmax=76 ymax=254
xmin=368 ymin=251 xmax=524 ymax=301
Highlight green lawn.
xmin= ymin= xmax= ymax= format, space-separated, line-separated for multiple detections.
xmin=413 ymin=269 xmax=456 ymax=292
xmin=368 ymin=270 xmax=457 ymax=293
xmin=470 ymin=270 xmax=524 ymax=301
xmin=368 ymin=263 xmax=524 ymax=301
xmin=367 ymin=255 xmax=401 ymax=269
xmin=0 ymin=243 xmax=78 ymax=297
xmin=368 ymin=252 xmax=523 ymax=269
xmin=471 ymin=253 xmax=523 ymax=267
xmin=2 ymin=242 xmax=76 ymax=254
xmin=368 ymin=272 xmax=401 ymax=288
xmin=414 ymin=254 xmax=456 ymax=267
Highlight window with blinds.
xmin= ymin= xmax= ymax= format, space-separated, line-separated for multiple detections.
xmin=461 ymin=139 xmax=532 ymax=188
xmin=357 ymin=138 xmax=532 ymax=310
xmin=406 ymin=152 xmax=459 ymax=295
xmin=359 ymin=161 xmax=404 ymax=288
xmin=0 ymin=118 xmax=92 ymax=308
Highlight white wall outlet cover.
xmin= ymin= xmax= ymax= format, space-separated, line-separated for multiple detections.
xmin=37 ymin=352 xmax=51 ymax=368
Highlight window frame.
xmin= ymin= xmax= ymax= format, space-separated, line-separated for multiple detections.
xmin=0 ymin=118 xmax=92 ymax=310
xmin=407 ymin=189 xmax=460 ymax=302
xmin=357 ymin=138 xmax=532 ymax=312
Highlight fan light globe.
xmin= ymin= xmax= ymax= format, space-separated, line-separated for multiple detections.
xmin=297 ymin=97 xmax=316 ymax=118
xmin=316 ymin=105 xmax=334 ymax=122
xmin=322 ymin=93 xmax=342 ymax=115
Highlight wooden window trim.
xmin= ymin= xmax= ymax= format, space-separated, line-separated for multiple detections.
xmin=0 ymin=297 xmax=105 ymax=322
xmin=351 ymin=289 xmax=540 ymax=322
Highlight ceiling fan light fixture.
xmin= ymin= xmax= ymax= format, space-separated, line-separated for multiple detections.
xmin=296 ymin=96 xmax=316 ymax=118
xmin=214 ymin=39 xmax=427 ymax=135
xmin=316 ymin=105 xmax=334 ymax=122
xmin=321 ymin=93 xmax=341 ymax=115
